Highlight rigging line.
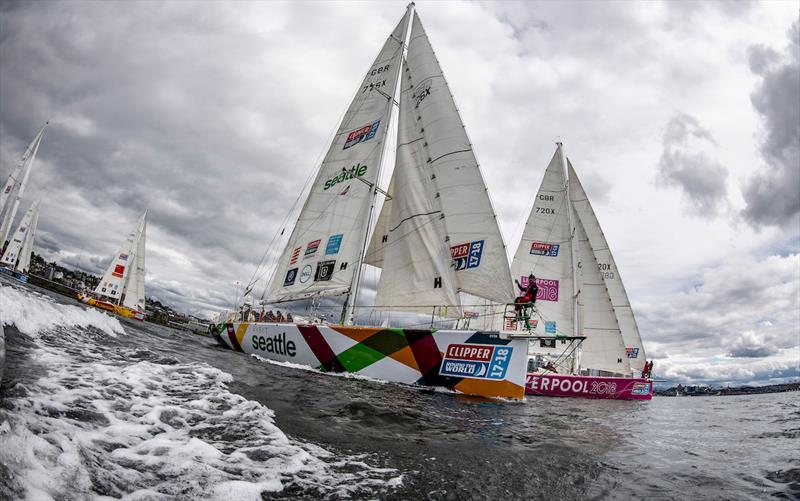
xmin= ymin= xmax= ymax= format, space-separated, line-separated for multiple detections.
xmin=387 ymin=210 xmax=440 ymax=233
xmin=428 ymin=149 xmax=472 ymax=165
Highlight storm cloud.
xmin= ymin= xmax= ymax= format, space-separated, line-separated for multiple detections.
xmin=741 ymin=17 xmax=800 ymax=229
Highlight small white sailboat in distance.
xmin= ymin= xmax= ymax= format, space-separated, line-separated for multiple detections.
xmin=510 ymin=143 xmax=653 ymax=400
xmin=77 ymin=210 xmax=147 ymax=321
xmin=0 ymin=198 xmax=41 ymax=282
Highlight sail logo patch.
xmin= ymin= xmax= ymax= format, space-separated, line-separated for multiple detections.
xmin=626 ymin=347 xmax=639 ymax=358
xmin=119 ymin=253 xmax=128 ymax=261
xmin=450 ymin=240 xmax=484 ymax=271
xmin=343 ymin=120 xmax=380 ymax=149
xmin=112 ymin=264 xmax=125 ymax=278
xmin=520 ymin=276 xmax=559 ymax=302
xmin=324 ymin=163 xmax=368 ymax=190
xmin=545 ymin=321 xmax=556 ymax=334
xmin=530 ymin=242 xmax=559 ymax=257
xmin=304 ymin=240 xmax=321 ymax=259
xmin=284 ymin=267 xmax=298 ymax=286
xmin=314 ymin=260 xmax=336 ymax=282
xmin=439 ymin=343 xmax=513 ymax=380
xmin=326 ymin=234 xmax=343 ymax=255
xmin=299 ymin=265 xmax=313 ymax=283
xmin=289 ymin=247 xmax=301 ymax=265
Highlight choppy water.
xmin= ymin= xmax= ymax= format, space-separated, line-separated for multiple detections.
xmin=1 ymin=279 xmax=798 ymax=500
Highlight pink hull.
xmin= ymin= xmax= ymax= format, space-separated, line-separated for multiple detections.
xmin=525 ymin=373 xmax=653 ymax=400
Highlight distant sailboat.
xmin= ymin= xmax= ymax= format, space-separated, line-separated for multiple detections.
xmin=213 ymin=4 xmax=530 ymax=400
xmin=0 ymin=122 xmax=47 ymax=249
xmin=510 ymin=144 xmax=652 ymax=400
xmin=0 ymin=198 xmax=41 ymax=282
xmin=78 ymin=211 xmax=147 ymax=321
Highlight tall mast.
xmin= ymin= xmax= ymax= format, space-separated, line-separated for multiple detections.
xmin=341 ymin=2 xmax=415 ymax=325
xmin=559 ymin=142 xmax=580 ymax=339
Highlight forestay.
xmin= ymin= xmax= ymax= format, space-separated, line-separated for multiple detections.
xmin=264 ymin=10 xmax=410 ymax=304
xmin=368 ymin=13 xmax=513 ymax=315
xmin=0 ymin=198 xmax=40 ymax=272
xmin=569 ymin=161 xmax=646 ymax=372
xmin=510 ymin=147 xmax=575 ymax=337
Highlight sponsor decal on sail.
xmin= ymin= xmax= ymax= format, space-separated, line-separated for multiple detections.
xmin=323 ymin=163 xmax=368 ymax=191
xmin=304 ymin=240 xmax=321 ymax=259
xmin=289 ymin=246 xmax=301 ymax=265
xmin=299 ymin=265 xmax=313 ymax=284
xmin=520 ymin=276 xmax=559 ymax=302
xmin=530 ymin=241 xmax=559 ymax=257
xmin=450 ymin=240 xmax=484 ymax=271
xmin=545 ymin=321 xmax=556 ymax=334
xmin=626 ymin=347 xmax=640 ymax=359
xmin=284 ymin=267 xmax=298 ymax=286
xmin=439 ymin=343 xmax=513 ymax=380
xmin=314 ymin=260 xmax=336 ymax=282
xmin=112 ymin=264 xmax=125 ymax=278
xmin=343 ymin=120 xmax=380 ymax=149
xmin=326 ymin=234 xmax=343 ymax=255
xmin=119 ymin=253 xmax=128 ymax=261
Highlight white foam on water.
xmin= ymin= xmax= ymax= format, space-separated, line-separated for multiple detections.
xmin=250 ymin=354 xmax=393 ymax=385
xmin=0 ymin=283 xmax=124 ymax=338
xmin=0 ymin=284 xmax=402 ymax=499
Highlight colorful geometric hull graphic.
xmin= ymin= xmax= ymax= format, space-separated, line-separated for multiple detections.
xmin=525 ymin=373 xmax=653 ymax=400
xmin=218 ymin=323 xmax=529 ymax=399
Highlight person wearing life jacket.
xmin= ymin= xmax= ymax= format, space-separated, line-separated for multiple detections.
xmin=514 ymin=274 xmax=538 ymax=314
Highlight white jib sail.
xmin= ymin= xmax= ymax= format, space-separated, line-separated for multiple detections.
xmin=0 ymin=123 xmax=46 ymax=246
xmin=263 ymin=9 xmax=410 ymax=304
xmin=93 ymin=214 xmax=141 ymax=303
xmin=510 ymin=147 xmax=576 ymax=337
xmin=568 ymin=160 xmax=646 ymax=372
xmin=369 ymin=12 xmax=514 ymax=311
xmin=122 ymin=211 xmax=147 ymax=312
xmin=0 ymin=198 xmax=40 ymax=272
xmin=573 ymin=210 xmax=631 ymax=375
xmin=372 ymin=59 xmax=462 ymax=318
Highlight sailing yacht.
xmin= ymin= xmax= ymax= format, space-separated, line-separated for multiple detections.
xmin=510 ymin=144 xmax=653 ymax=400
xmin=77 ymin=211 xmax=147 ymax=321
xmin=213 ymin=4 xmax=530 ymax=400
xmin=0 ymin=123 xmax=47 ymax=283
xmin=0 ymin=199 xmax=41 ymax=282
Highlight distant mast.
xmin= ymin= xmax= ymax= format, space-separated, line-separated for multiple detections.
xmin=0 ymin=122 xmax=48 ymax=246
xmin=0 ymin=198 xmax=40 ymax=272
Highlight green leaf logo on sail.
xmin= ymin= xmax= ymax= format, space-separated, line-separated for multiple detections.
xmin=323 ymin=163 xmax=368 ymax=191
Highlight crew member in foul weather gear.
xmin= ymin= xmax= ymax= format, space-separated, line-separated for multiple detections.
xmin=514 ymin=274 xmax=538 ymax=313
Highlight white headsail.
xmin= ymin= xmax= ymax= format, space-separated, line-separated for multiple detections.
xmin=509 ymin=147 xmax=576 ymax=337
xmin=0 ymin=198 xmax=40 ymax=272
xmin=122 ymin=211 xmax=147 ymax=312
xmin=0 ymin=123 xmax=47 ymax=246
xmin=94 ymin=211 xmax=147 ymax=310
xmin=263 ymin=9 xmax=411 ymax=305
xmin=568 ymin=160 xmax=646 ymax=372
xmin=368 ymin=13 xmax=514 ymax=316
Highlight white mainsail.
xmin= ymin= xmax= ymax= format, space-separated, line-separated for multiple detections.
xmin=94 ymin=211 xmax=147 ymax=310
xmin=0 ymin=123 xmax=47 ymax=246
xmin=368 ymin=12 xmax=514 ymax=316
xmin=568 ymin=160 xmax=646 ymax=372
xmin=509 ymin=147 xmax=576 ymax=337
xmin=0 ymin=198 xmax=40 ymax=272
xmin=122 ymin=211 xmax=147 ymax=312
xmin=511 ymin=145 xmax=636 ymax=375
xmin=263 ymin=8 xmax=411 ymax=305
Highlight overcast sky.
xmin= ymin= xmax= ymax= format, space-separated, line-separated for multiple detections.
xmin=1 ymin=0 xmax=797 ymax=386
